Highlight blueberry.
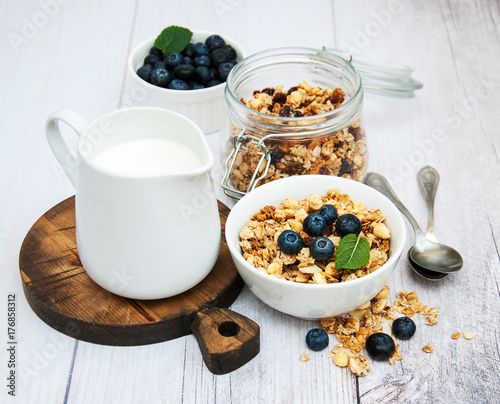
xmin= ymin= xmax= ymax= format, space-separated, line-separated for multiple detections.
xmin=173 ymin=64 xmax=195 ymax=81
xmin=194 ymin=55 xmax=211 ymax=68
xmin=303 ymin=213 xmax=327 ymax=237
xmin=136 ymin=65 xmax=152 ymax=82
xmin=210 ymin=48 xmax=230 ymax=66
xmin=189 ymin=81 xmax=206 ymax=90
xmin=183 ymin=56 xmax=193 ymax=65
xmin=335 ymin=213 xmax=362 ymax=237
xmin=144 ymin=54 xmax=161 ymax=66
xmin=165 ymin=52 xmax=184 ymax=70
xmin=309 ymin=237 xmax=335 ymax=261
xmin=277 ymin=230 xmax=303 ymax=255
xmin=318 ymin=204 xmax=338 ymax=225
xmin=149 ymin=46 xmax=164 ymax=57
xmin=209 ymin=67 xmax=218 ymax=80
xmin=392 ymin=317 xmax=416 ymax=340
xmin=228 ymin=59 xmax=238 ymax=66
xmin=150 ymin=68 xmax=171 ymax=88
xmin=365 ymin=333 xmax=396 ymax=361
xmin=218 ymin=62 xmax=235 ymax=81
xmin=153 ymin=60 xmax=167 ymax=70
xmin=225 ymin=44 xmax=237 ymax=60
xmin=305 ymin=328 xmax=329 ymax=351
xmin=168 ymin=78 xmax=189 ymax=90
xmin=205 ymin=34 xmax=226 ymax=50
xmin=195 ymin=66 xmax=211 ymax=84
xmin=182 ymin=43 xmax=195 ymax=58
xmin=192 ymin=42 xmax=210 ymax=56
xmin=206 ymin=79 xmax=222 ymax=87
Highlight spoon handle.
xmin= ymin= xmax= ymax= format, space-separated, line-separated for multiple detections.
xmin=417 ymin=166 xmax=440 ymax=243
xmin=363 ymin=172 xmax=425 ymax=236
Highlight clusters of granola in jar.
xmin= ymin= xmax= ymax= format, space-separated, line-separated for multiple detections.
xmin=226 ymin=81 xmax=367 ymax=194
xmin=239 ymin=189 xmax=390 ymax=283
xmin=244 ymin=81 xmax=346 ymax=117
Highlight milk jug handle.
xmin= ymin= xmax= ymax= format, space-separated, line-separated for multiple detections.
xmin=45 ymin=109 xmax=88 ymax=187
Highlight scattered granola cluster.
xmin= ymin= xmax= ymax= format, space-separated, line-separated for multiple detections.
xmin=239 ymin=189 xmax=390 ymax=283
xmin=226 ymin=81 xmax=367 ymax=194
xmin=301 ymin=288 xmax=478 ymax=374
xmin=320 ymin=287 xmax=439 ymax=376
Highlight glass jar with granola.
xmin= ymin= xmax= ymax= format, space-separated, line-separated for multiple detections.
xmin=220 ymin=47 xmax=367 ymax=199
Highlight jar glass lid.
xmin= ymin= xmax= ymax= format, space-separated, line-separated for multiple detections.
xmin=324 ymin=48 xmax=423 ymax=98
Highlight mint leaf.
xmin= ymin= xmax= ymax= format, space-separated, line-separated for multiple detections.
xmin=154 ymin=26 xmax=193 ymax=56
xmin=335 ymin=234 xmax=370 ymax=270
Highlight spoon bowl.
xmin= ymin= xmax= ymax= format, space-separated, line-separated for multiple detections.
xmin=409 ymin=235 xmax=463 ymax=273
xmin=408 ymin=251 xmax=448 ymax=280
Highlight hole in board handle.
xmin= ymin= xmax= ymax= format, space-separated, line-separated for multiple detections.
xmin=218 ymin=321 xmax=240 ymax=337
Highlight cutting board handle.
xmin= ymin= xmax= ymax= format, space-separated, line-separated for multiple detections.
xmin=191 ymin=307 xmax=260 ymax=375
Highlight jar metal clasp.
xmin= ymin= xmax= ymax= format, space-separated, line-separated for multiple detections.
xmin=221 ymin=127 xmax=272 ymax=199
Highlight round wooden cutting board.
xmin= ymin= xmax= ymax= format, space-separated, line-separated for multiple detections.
xmin=19 ymin=196 xmax=253 ymax=349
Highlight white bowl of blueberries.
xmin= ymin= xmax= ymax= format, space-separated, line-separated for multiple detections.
xmin=128 ymin=27 xmax=246 ymax=133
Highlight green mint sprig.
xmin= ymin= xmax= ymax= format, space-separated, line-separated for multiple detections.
xmin=154 ymin=25 xmax=193 ymax=56
xmin=335 ymin=234 xmax=370 ymax=270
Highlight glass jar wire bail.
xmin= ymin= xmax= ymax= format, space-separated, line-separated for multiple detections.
xmin=221 ymin=120 xmax=271 ymax=199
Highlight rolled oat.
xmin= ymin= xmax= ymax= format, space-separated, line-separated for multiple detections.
xmin=422 ymin=343 xmax=434 ymax=353
xmin=331 ymin=345 xmax=350 ymax=367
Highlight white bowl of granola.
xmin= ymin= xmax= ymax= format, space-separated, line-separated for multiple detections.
xmin=225 ymin=175 xmax=406 ymax=320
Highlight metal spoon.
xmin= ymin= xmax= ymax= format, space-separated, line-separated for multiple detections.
xmin=363 ymin=172 xmax=463 ymax=274
xmin=408 ymin=166 xmax=447 ymax=280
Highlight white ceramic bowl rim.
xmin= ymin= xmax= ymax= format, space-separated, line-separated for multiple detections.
xmin=226 ymin=175 xmax=406 ymax=290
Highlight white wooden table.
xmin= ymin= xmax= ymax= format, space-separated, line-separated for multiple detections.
xmin=1 ymin=1 xmax=499 ymax=403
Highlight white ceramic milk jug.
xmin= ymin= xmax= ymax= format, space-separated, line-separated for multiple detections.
xmin=45 ymin=107 xmax=221 ymax=300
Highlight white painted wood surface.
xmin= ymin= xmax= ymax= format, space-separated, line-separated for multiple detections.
xmin=1 ymin=0 xmax=499 ymax=403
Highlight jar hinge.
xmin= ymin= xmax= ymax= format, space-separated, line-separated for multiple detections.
xmin=221 ymin=129 xmax=272 ymax=200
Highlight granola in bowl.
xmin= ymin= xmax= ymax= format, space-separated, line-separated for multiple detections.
xmin=239 ymin=188 xmax=390 ymax=284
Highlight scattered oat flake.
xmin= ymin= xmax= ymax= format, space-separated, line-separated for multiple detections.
xmin=347 ymin=354 xmax=371 ymax=376
xmin=392 ymin=344 xmax=403 ymax=361
xmin=397 ymin=290 xmax=408 ymax=299
xmin=422 ymin=343 xmax=434 ymax=353
xmin=333 ymin=348 xmax=349 ymax=367
xmin=451 ymin=332 xmax=461 ymax=340
xmin=300 ymin=353 xmax=310 ymax=362
xmin=464 ymin=332 xmax=476 ymax=340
